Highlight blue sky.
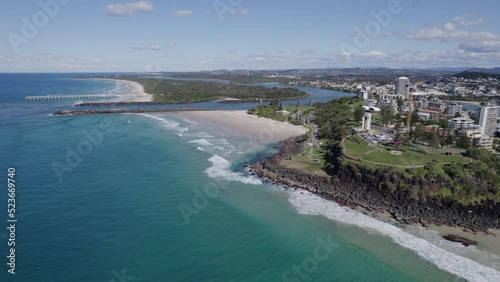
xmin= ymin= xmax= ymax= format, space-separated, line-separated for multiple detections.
xmin=1 ymin=0 xmax=500 ymax=72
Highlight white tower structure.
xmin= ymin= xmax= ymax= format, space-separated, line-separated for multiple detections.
xmin=395 ymin=77 xmax=410 ymax=99
xmin=362 ymin=113 xmax=372 ymax=131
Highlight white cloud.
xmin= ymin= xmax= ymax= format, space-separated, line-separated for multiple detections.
xmin=459 ymin=40 xmax=500 ymax=53
xmin=174 ymin=10 xmax=194 ymax=17
xmin=106 ymin=1 xmax=154 ymax=17
xmin=130 ymin=43 xmax=177 ymax=51
xmin=454 ymin=15 xmax=484 ymax=27
xmin=366 ymin=51 xmax=385 ymax=57
xmin=405 ymin=22 xmax=469 ymax=40
xmin=130 ymin=44 xmax=163 ymax=51
xmin=404 ymin=21 xmax=500 ymax=47
xmin=400 ymin=18 xmax=500 ymax=55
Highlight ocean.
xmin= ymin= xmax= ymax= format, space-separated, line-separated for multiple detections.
xmin=0 ymin=73 xmax=495 ymax=281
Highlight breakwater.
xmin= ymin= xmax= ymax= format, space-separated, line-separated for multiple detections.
xmin=53 ymin=108 xmax=226 ymax=116
xmin=26 ymin=94 xmax=121 ymax=101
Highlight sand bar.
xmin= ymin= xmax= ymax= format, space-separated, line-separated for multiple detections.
xmin=95 ymin=78 xmax=153 ymax=102
xmin=179 ymin=110 xmax=308 ymax=143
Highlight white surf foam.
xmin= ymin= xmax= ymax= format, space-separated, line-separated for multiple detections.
xmin=189 ymin=139 xmax=214 ymax=146
xmin=136 ymin=113 xmax=180 ymax=127
xmin=205 ymin=155 xmax=262 ymax=185
xmin=287 ymin=191 xmax=500 ymax=282
xmin=211 ymin=138 xmax=236 ymax=155
xmin=185 ymin=132 xmax=214 ymax=138
xmin=409 ymin=226 xmax=500 ymax=271
xmin=136 ymin=113 xmax=188 ymax=133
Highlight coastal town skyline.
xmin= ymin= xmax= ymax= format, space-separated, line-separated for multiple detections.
xmin=2 ymin=0 xmax=500 ymax=72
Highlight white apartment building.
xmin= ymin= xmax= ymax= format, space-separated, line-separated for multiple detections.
xmin=395 ymin=77 xmax=410 ymax=99
xmin=478 ymin=104 xmax=500 ymax=137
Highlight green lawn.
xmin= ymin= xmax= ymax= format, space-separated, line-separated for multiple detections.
xmin=363 ymin=148 xmax=468 ymax=167
xmin=343 ymin=135 xmax=469 ymax=167
xmin=343 ymin=135 xmax=372 ymax=158
xmin=281 ymin=146 xmax=327 ymax=175
xmin=365 ymin=150 xmax=430 ymax=166
xmin=432 ymin=153 xmax=469 ymax=164
xmin=281 ymin=153 xmax=326 ymax=175
xmin=283 ymin=105 xmax=314 ymax=113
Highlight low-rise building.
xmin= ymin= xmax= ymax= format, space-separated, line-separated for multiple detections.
xmin=472 ymin=136 xmax=494 ymax=150
xmin=427 ymin=98 xmax=446 ymax=114
xmin=449 ymin=117 xmax=475 ymax=130
xmin=458 ymin=126 xmax=482 ymax=139
xmin=424 ymin=125 xmax=451 ymax=137
xmin=445 ymin=103 xmax=463 ymax=116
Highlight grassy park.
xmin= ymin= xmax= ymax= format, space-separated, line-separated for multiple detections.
xmin=280 ymin=146 xmax=327 ymax=176
xmin=343 ymin=135 xmax=469 ymax=167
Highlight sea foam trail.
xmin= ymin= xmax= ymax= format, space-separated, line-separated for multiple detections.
xmin=189 ymin=139 xmax=214 ymax=146
xmin=136 ymin=113 xmax=188 ymax=132
xmin=205 ymin=155 xmax=262 ymax=185
xmin=288 ymin=191 xmax=500 ymax=282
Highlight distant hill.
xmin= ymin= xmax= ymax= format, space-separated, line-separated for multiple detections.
xmin=423 ymin=67 xmax=472 ymax=72
xmin=420 ymin=67 xmax=500 ymax=74
xmin=467 ymin=67 xmax=500 ymax=74
xmin=453 ymin=71 xmax=500 ymax=80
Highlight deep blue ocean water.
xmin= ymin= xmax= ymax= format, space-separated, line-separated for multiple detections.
xmin=0 ymin=73 xmax=492 ymax=282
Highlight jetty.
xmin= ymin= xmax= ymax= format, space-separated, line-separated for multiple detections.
xmin=52 ymin=108 xmax=225 ymax=116
xmin=25 ymin=94 xmax=121 ymax=101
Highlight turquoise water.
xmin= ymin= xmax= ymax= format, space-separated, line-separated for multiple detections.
xmin=0 ymin=74 xmax=488 ymax=281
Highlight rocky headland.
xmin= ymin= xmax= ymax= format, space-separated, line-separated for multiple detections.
xmin=248 ymin=137 xmax=500 ymax=231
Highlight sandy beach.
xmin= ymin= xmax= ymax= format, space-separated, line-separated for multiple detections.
xmin=179 ymin=110 xmax=308 ymax=143
xmin=97 ymin=79 xmax=153 ymax=102
xmin=363 ymin=209 xmax=500 ymax=264
xmin=427 ymin=225 xmax=500 ymax=257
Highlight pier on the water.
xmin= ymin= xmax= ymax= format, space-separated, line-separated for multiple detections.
xmin=25 ymin=94 xmax=122 ymax=101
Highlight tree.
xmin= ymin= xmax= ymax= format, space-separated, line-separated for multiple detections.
xmin=380 ymin=105 xmax=395 ymax=125
xmin=444 ymin=134 xmax=454 ymax=146
xmin=438 ymin=119 xmax=449 ymax=129
xmin=429 ymin=131 xmax=441 ymax=150
xmin=397 ymin=97 xmax=404 ymax=113
xmin=395 ymin=121 xmax=401 ymax=132
xmin=410 ymin=108 xmax=420 ymax=125
xmin=353 ymin=104 xmax=365 ymax=125
xmin=413 ymin=124 xmax=426 ymax=142
xmin=457 ymin=135 xmax=471 ymax=149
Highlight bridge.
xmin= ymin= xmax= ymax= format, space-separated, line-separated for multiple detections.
xmin=25 ymin=94 xmax=122 ymax=101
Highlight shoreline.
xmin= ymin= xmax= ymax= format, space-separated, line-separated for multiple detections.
xmin=177 ymin=110 xmax=309 ymax=143
xmin=91 ymin=78 xmax=154 ymax=102
xmin=246 ymin=137 xmax=500 ymax=260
